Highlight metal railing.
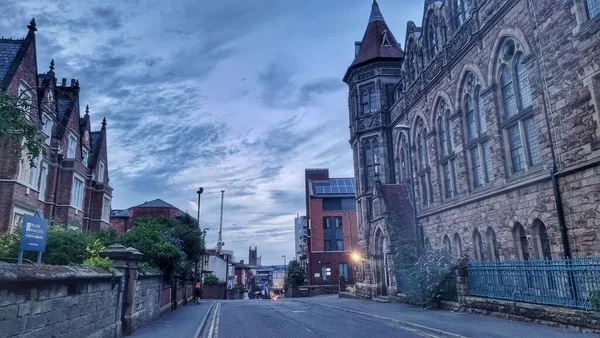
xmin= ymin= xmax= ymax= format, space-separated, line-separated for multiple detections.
xmin=468 ymin=257 xmax=600 ymax=309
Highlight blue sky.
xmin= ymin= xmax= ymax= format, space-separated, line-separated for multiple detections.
xmin=1 ymin=0 xmax=423 ymax=265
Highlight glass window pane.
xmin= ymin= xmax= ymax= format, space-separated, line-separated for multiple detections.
xmin=443 ymin=163 xmax=452 ymax=198
xmin=508 ymin=124 xmax=525 ymax=172
xmin=524 ymin=118 xmax=542 ymax=165
xmin=501 ymin=65 xmax=518 ymax=118
xmin=516 ymin=54 xmax=533 ymax=109
xmin=470 ymin=147 xmax=483 ymax=187
xmin=465 ymin=94 xmax=476 ymax=140
xmin=476 ymin=88 xmax=487 ymax=134
xmin=482 ymin=141 xmax=494 ymax=183
xmin=369 ymin=89 xmax=377 ymax=112
xmin=588 ymin=0 xmax=600 ymax=18
xmin=438 ymin=118 xmax=447 ymax=156
xmin=420 ymin=175 xmax=428 ymax=206
xmin=452 ymin=160 xmax=459 ymax=195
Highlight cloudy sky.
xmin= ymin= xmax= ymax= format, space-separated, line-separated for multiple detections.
xmin=1 ymin=0 xmax=423 ymax=265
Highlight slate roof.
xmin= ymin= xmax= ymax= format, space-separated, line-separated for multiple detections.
xmin=0 ymin=40 xmax=23 ymax=84
xmin=134 ymin=199 xmax=177 ymax=208
xmin=110 ymin=209 xmax=129 ymax=217
xmin=57 ymin=97 xmax=71 ymax=121
xmin=344 ymin=1 xmax=403 ymax=81
xmin=379 ymin=184 xmax=413 ymax=223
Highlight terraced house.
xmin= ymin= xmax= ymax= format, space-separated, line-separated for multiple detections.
xmin=345 ymin=0 xmax=600 ymax=300
xmin=0 ymin=19 xmax=113 ymax=232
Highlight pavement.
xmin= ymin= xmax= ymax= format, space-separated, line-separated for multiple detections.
xmin=132 ymin=296 xmax=600 ymax=338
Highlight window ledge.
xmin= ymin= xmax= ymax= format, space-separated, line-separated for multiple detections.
xmin=506 ymin=164 xmax=546 ymax=183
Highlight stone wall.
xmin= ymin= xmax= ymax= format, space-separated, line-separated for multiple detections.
xmin=0 ymin=264 xmax=123 ymax=338
xmin=131 ymin=270 xmax=162 ymax=332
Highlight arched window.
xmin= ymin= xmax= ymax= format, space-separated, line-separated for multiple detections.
xmin=363 ymin=138 xmax=380 ymax=192
xmin=455 ymin=0 xmax=472 ymax=28
xmin=453 ymin=233 xmax=462 ymax=258
xmin=532 ymin=219 xmax=552 ymax=259
xmin=443 ymin=235 xmax=452 ymax=253
xmin=415 ymin=118 xmax=432 ymax=207
xmin=512 ymin=222 xmax=529 ymax=260
xmin=398 ymin=134 xmax=409 ymax=182
xmin=473 ymin=229 xmax=484 ymax=261
xmin=486 ymin=227 xmax=499 ymax=260
xmin=497 ymin=38 xmax=541 ymax=174
xmin=462 ymin=72 xmax=493 ymax=188
xmin=436 ymin=100 xmax=458 ymax=200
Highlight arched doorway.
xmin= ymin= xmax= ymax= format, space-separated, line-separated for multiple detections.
xmin=373 ymin=228 xmax=388 ymax=296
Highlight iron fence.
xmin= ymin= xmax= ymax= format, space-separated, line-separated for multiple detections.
xmin=468 ymin=257 xmax=600 ymax=310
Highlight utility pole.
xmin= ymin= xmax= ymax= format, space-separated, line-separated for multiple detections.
xmin=217 ymin=189 xmax=225 ymax=254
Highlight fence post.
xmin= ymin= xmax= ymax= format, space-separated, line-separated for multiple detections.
xmin=455 ymin=258 xmax=470 ymax=305
xmin=339 ymin=276 xmax=346 ymax=293
xmin=100 ymin=244 xmax=144 ymax=336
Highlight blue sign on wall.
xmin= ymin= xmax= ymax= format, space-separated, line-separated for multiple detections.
xmin=19 ymin=215 xmax=48 ymax=252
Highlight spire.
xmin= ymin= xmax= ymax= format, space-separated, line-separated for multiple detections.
xmin=28 ymin=18 xmax=37 ymax=32
xmin=369 ymin=0 xmax=385 ymax=23
xmin=102 ymin=117 xmax=107 ymax=127
xmin=49 ymin=59 xmax=54 ymax=72
xmin=85 ymin=104 xmax=89 ymax=116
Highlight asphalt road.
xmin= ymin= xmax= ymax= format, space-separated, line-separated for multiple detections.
xmin=203 ymin=299 xmax=428 ymax=338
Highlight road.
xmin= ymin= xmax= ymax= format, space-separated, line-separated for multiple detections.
xmin=195 ymin=296 xmax=599 ymax=338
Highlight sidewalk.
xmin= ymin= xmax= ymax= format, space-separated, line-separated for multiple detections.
xmin=293 ymin=295 xmax=599 ymax=338
xmin=131 ymin=301 xmax=214 ymax=338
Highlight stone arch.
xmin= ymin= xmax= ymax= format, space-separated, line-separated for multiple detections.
xmin=485 ymin=226 xmax=500 ymax=260
xmin=453 ymin=232 xmax=462 ymax=258
xmin=372 ymin=225 xmax=390 ymax=296
xmin=443 ymin=234 xmax=452 ymax=253
xmin=410 ymin=111 xmax=430 ymax=140
xmin=454 ymin=64 xmax=487 ymax=111
xmin=430 ymin=90 xmax=454 ymax=129
xmin=512 ymin=222 xmax=530 ymax=260
xmin=472 ymin=228 xmax=484 ymax=261
xmin=531 ymin=218 xmax=552 ymax=259
xmin=487 ymin=27 xmax=534 ymax=87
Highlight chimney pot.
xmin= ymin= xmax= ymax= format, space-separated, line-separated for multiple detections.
xmin=71 ymin=79 xmax=75 ymax=86
xmin=61 ymin=78 xmax=66 ymax=86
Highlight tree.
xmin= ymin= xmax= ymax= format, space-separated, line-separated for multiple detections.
xmin=286 ymin=260 xmax=305 ymax=286
xmin=0 ymin=92 xmax=44 ymax=166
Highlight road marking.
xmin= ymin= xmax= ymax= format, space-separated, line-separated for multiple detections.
xmin=305 ymin=328 xmax=315 ymax=333
xmin=207 ymin=302 xmax=221 ymax=338
xmin=194 ymin=301 xmax=216 ymax=338
xmin=292 ymin=310 xmax=306 ymax=313
xmin=298 ymin=301 xmax=467 ymax=338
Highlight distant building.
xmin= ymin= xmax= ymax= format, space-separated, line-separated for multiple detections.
xmin=0 ymin=20 xmax=112 ymax=232
xmin=109 ymin=198 xmax=196 ymax=234
xmin=294 ymin=215 xmax=308 ymax=260
xmin=305 ymin=168 xmax=358 ymax=285
xmin=233 ymin=260 xmax=254 ymax=291
xmin=204 ymin=248 xmax=235 ymax=287
xmin=248 ymin=246 xmax=261 ymax=267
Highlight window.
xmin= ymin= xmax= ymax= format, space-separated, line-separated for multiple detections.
xmin=486 ymin=227 xmax=500 ymax=261
xmin=38 ymin=164 xmax=48 ymax=201
xmin=102 ymin=196 xmax=111 ymax=222
xmin=18 ymin=147 xmax=40 ymax=188
xmin=512 ymin=222 xmax=529 ymax=260
xmin=415 ymin=118 xmax=432 ymax=206
xmin=443 ymin=235 xmax=452 ymax=253
xmin=363 ymin=138 xmax=379 ymax=191
xmin=71 ymin=175 xmax=85 ymax=210
xmin=339 ymin=263 xmax=349 ymax=281
xmin=473 ymin=229 xmax=484 ymax=260
xmin=453 ymin=233 xmax=462 ymax=258
xmin=82 ymin=149 xmax=89 ymax=167
xmin=68 ymin=134 xmax=77 ymax=158
xmin=98 ymin=161 xmax=105 ymax=183
xmin=42 ymin=114 xmax=53 ymax=145
xmin=323 ymin=217 xmax=343 ymax=251
xmin=398 ymin=134 xmax=410 ymax=182
xmin=17 ymin=81 xmax=33 ymax=117
xmin=497 ymin=39 xmax=540 ymax=174
xmin=11 ymin=206 xmax=35 ymax=232
xmin=587 ymin=0 xmax=600 ymax=20
xmin=436 ymin=100 xmax=458 ymax=199
xmin=532 ymin=219 xmax=551 ymax=259
xmin=455 ymin=0 xmax=472 ymax=27
xmin=360 ymin=86 xmax=377 ymax=114
xmin=321 ymin=264 xmax=331 ymax=281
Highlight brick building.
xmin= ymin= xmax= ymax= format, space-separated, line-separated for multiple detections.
xmin=0 ymin=19 xmax=113 ymax=232
xmin=345 ymin=0 xmax=600 ymax=299
xmin=109 ymin=198 xmax=196 ymax=234
xmin=304 ymin=169 xmax=359 ymax=285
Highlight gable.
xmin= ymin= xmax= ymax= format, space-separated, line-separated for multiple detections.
xmin=0 ymin=40 xmax=23 ymax=85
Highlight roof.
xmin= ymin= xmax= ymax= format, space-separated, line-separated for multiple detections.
xmin=379 ymin=184 xmax=412 ymax=222
xmin=344 ymin=1 xmax=403 ymax=81
xmin=311 ymin=178 xmax=356 ymax=197
xmin=57 ymin=97 xmax=71 ymax=121
xmin=0 ymin=40 xmax=23 ymax=83
xmin=134 ymin=199 xmax=177 ymax=208
xmin=110 ymin=209 xmax=129 ymax=217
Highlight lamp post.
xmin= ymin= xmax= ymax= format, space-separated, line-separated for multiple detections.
xmin=195 ymin=187 xmax=204 ymax=282
xmin=282 ymin=255 xmax=287 ymax=296
xmin=394 ymin=124 xmax=421 ymax=249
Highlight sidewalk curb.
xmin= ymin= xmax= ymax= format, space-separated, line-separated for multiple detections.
xmin=295 ymin=299 xmax=467 ymax=338
xmin=194 ymin=301 xmax=216 ymax=338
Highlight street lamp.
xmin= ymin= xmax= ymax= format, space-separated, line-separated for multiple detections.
xmin=394 ymin=124 xmax=421 ymax=249
xmin=282 ymin=255 xmax=287 ymax=296
xmin=195 ymin=187 xmax=204 ymax=283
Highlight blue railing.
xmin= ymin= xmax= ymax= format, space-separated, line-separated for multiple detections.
xmin=468 ymin=257 xmax=600 ymax=310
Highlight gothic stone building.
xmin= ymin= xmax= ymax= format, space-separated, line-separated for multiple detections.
xmin=345 ymin=0 xmax=600 ymax=299
xmin=0 ymin=20 xmax=113 ymax=232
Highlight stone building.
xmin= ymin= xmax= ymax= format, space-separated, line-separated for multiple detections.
xmin=0 ymin=19 xmax=113 ymax=232
xmin=344 ymin=0 xmax=600 ymax=299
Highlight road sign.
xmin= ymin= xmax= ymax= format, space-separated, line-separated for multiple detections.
xmin=19 ymin=215 xmax=48 ymax=252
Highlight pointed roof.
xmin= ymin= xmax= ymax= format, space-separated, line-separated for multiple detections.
xmin=344 ymin=1 xmax=403 ymax=82
xmin=134 ymin=199 xmax=177 ymax=208
xmin=0 ymin=40 xmax=23 ymax=84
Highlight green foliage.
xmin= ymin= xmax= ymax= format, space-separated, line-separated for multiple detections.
xmin=204 ymin=274 xmax=219 ymax=285
xmin=82 ymin=239 xmax=115 ymax=273
xmin=286 ymin=260 xmax=305 ymax=286
xmin=0 ymin=92 xmax=45 ymax=167
xmin=589 ymin=290 xmax=600 ymax=310
xmin=0 ymin=227 xmax=19 ymax=260
xmin=408 ymin=249 xmax=455 ymax=308
xmin=40 ymin=225 xmax=90 ymax=265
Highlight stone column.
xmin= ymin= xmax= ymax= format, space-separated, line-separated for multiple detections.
xmin=100 ymin=244 xmax=144 ymax=336
xmin=455 ymin=258 xmax=470 ymax=305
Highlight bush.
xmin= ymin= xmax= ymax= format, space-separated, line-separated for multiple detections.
xmin=589 ymin=290 xmax=600 ymax=310
xmin=81 ymin=239 xmax=115 ymax=274
xmin=204 ymin=274 xmax=219 ymax=284
xmin=408 ymin=249 xmax=455 ymax=308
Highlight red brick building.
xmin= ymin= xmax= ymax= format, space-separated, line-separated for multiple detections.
xmin=0 ymin=19 xmax=113 ymax=232
xmin=109 ymin=198 xmax=196 ymax=234
xmin=305 ymin=169 xmax=358 ymax=285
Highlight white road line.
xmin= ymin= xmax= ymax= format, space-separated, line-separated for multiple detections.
xmin=207 ymin=302 xmax=221 ymax=338
xmin=305 ymin=328 xmax=315 ymax=333
xmin=194 ymin=301 xmax=216 ymax=338
xmin=292 ymin=310 xmax=306 ymax=313
xmin=301 ymin=301 xmax=467 ymax=338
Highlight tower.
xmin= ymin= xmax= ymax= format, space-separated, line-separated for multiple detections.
xmin=344 ymin=0 xmax=403 ymax=236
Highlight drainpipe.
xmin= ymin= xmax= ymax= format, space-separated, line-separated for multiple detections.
xmin=51 ymin=154 xmax=63 ymax=220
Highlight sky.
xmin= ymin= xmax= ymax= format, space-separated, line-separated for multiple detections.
xmin=0 ymin=0 xmax=423 ymax=265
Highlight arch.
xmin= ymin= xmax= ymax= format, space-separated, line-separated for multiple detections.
xmin=431 ymin=90 xmax=454 ymax=128
xmin=512 ymin=222 xmax=529 ymax=260
xmin=454 ymin=64 xmax=487 ymax=112
xmin=486 ymin=226 xmax=499 ymax=260
xmin=487 ymin=28 xmax=534 ymax=87
xmin=473 ymin=228 xmax=484 ymax=261
xmin=443 ymin=235 xmax=452 ymax=253
xmin=452 ymin=233 xmax=462 ymax=258
xmin=373 ymin=226 xmax=389 ymax=296
xmin=532 ymin=219 xmax=552 ymax=259
xmin=410 ymin=111 xmax=431 ymax=137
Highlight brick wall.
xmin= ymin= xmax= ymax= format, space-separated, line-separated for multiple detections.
xmin=0 ymin=264 xmax=122 ymax=338
xmin=129 ymin=207 xmax=178 ymax=219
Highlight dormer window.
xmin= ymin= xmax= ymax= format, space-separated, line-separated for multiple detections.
xmin=381 ymin=30 xmax=392 ymax=47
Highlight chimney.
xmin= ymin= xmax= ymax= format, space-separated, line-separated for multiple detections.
xmin=240 ymin=260 xmax=244 ymax=265
xmin=355 ymin=41 xmax=362 ymax=56
xmin=70 ymin=79 xmax=75 ymax=87
xmin=61 ymin=78 xmax=66 ymax=86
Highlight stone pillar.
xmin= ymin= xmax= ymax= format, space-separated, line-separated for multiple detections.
xmin=455 ymin=258 xmax=470 ymax=305
xmin=100 ymin=244 xmax=144 ymax=336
